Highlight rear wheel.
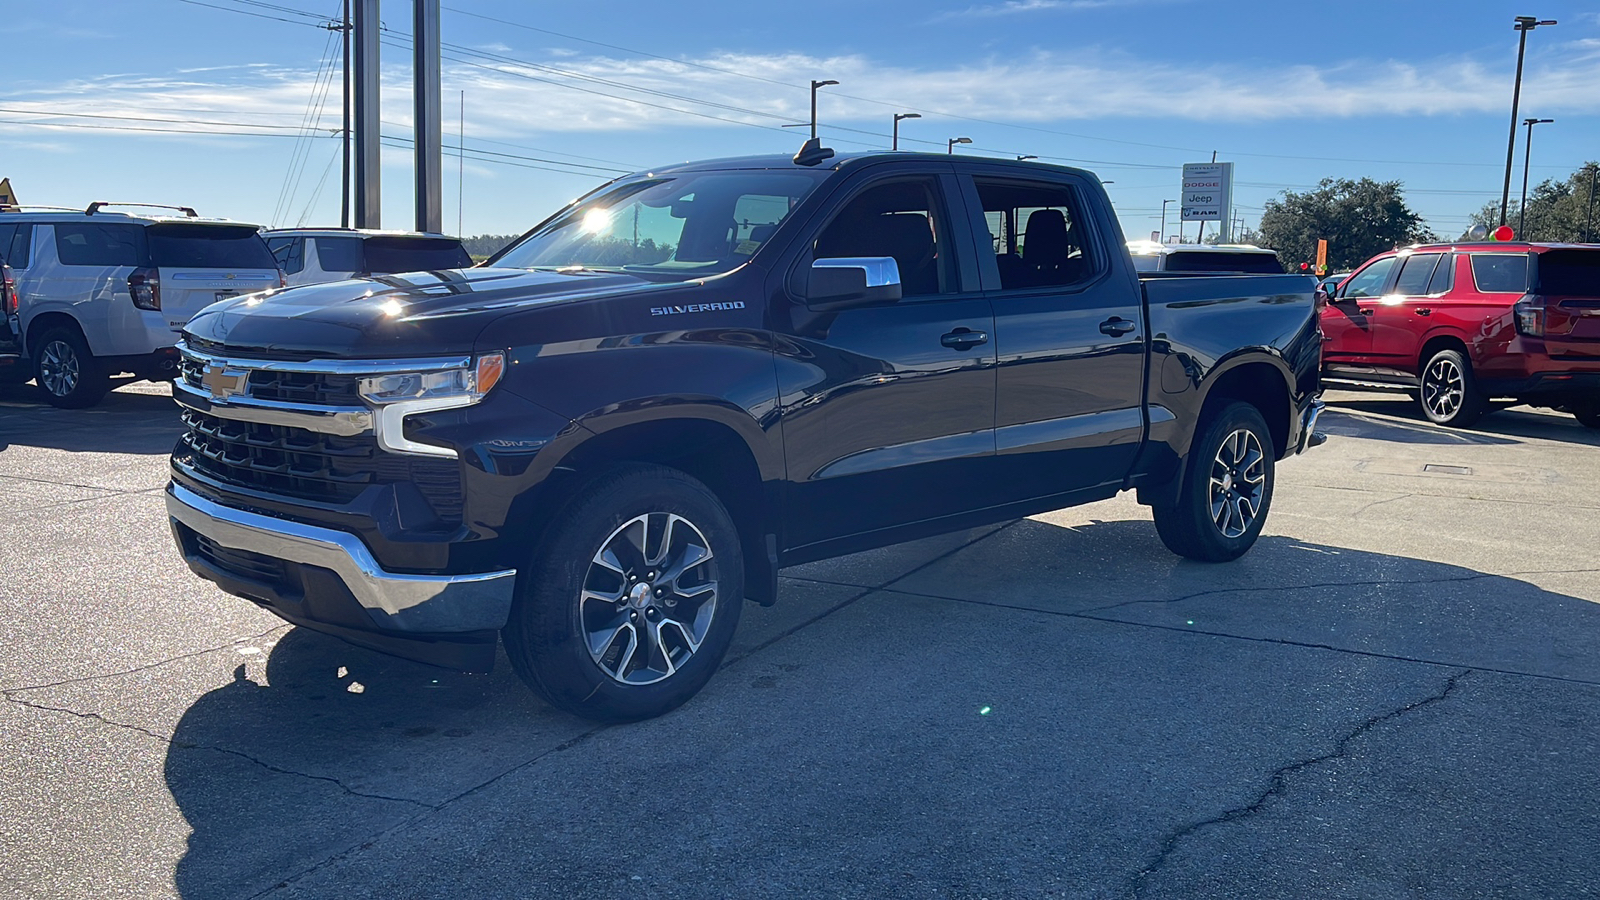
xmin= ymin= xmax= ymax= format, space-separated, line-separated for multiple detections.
xmin=1573 ymin=399 xmax=1600 ymax=430
xmin=1152 ymin=402 xmax=1276 ymax=562
xmin=1418 ymin=348 xmax=1485 ymax=427
xmin=503 ymin=464 xmax=743 ymax=722
xmin=33 ymin=327 xmax=108 ymax=408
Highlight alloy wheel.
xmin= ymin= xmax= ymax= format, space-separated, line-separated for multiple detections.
xmin=39 ymin=340 xmax=79 ymax=397
xmin=1422 ymin=357 xmax=1464 ymax=420
xmin=580 ymin=512 xmax=719 ymax=685
xmin=1208 ymin=428 xmax=1266 ymax=539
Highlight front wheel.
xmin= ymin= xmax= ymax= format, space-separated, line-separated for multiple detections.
xmin=1152 ymin=402 xmax=1276 ymax=562
xmin=1418 ymin=348 xmax=1485 ymax=427
xmin=503 ymin=464 xmax=743 ymax=722
xmin=33 ymin=327 xmax=109 ymax=408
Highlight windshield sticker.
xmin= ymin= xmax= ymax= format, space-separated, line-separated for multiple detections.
xmin=734 ymin=240 xmax=761 ymax=255
xmin=650 ymin=301 xmax=746 ymax=316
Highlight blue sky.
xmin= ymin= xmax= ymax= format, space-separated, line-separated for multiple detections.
xmin=4 ymin=0 xmax=1599 ymax=243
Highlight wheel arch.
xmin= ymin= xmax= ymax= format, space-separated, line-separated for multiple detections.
xmin=515 ymin=406 xmax=781 ymax=606
xmin=25 ymin=311 xmax=88 ymax=356
xmin=1196 ymin=353 xmax=1295 ymax=460
xmin=1417 ymin=331 xmax=1472 ymax=374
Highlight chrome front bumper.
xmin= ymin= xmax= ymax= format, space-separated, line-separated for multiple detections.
xmin=166 ymin=482 xmax=516 ymax=634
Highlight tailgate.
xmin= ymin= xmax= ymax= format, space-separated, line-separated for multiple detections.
xmin=149 ymin=223 xmax=279 ymax=330
xmin=1535 ymin=249 xmax=1600 ymax=354
xmin=159 ymin=268 xmax=279 ymax=330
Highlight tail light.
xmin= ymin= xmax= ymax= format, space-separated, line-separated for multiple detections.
xmin=1512 ymin=295 xmax=1544 ymax=337
xmin=128 ymin=266 xmax=161 ymax=311
xmin=278 ymin=269 xmax=288 ymax=288
xmin=2 ymin=266 xmax=15 ymax=317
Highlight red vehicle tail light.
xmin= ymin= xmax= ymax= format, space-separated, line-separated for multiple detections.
xmin=128 ymin=266 xmax=161 ymax=311
xmin=2 ymin=267 xmax=16 ymax=316
xmin=278 ymin=269 xmax=288 ymax=288
xmin=1512 ymin=295 xmax=1544 ymax=337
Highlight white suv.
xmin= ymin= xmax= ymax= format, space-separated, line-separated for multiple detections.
xmin=0 ymin=204 xmax=281 ymax=407
xmin=1127 ymin=241 xmax=1285 ymax=274
xmin=263 ymin=228 xmax=472 ymax=286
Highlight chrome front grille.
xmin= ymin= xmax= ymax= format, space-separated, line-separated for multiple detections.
xmin=173 ymin=343 xmax=467 ymax=525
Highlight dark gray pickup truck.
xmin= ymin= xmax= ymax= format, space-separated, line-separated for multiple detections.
xmin=167 ymin=148 xmax=1324 ymax=721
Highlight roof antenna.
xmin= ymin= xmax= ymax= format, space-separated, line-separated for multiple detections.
xmin=793 ymin=137 xmax=835 ymax=167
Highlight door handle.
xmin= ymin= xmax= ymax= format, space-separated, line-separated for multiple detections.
xmin=1099 ymin=317 xmax=1136 ymax=337
xmin=940 ymin=328 xmax=988 ymax=350
xmin=1355 ymin=306 xmax=1374 ymax=315
xmin=1414 ymin=307 xmax=1432 ymax=317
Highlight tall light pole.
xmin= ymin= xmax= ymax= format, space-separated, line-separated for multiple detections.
xmin=1160 ymin=199 xmax=1175 ymax=242
xmin=892 ymin=113 xmax=920 ymax=150
xmin=809 ymin=80 xmax=838 ymax=140
xmin=1519 ymin=117 xmax=1553 ymax=238
xmin=948 ymin=137 xmax=972 ymax=155
xmin=1500 ymin=16 xmax=1556 ymax=226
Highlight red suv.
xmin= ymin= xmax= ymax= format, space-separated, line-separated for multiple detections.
xmin=1320 ymin=242 xmax=1600 ymax=428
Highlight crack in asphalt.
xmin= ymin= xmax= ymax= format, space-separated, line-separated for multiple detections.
xmin=1121 ymin=671 xmax=1468 ymax=899
xmin=1348 ymin=492 xmax=1415 ymax=517
xmin=2 ymin=693 xmax=433 ymax=809
xmin=0 ymin=625 xmax=291 ymax=694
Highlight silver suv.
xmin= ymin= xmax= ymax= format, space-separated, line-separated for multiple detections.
xmin=0 ymin=204 xmax=281 ymax=407
xmin=263 ymin=228 xmax=472 ymax=286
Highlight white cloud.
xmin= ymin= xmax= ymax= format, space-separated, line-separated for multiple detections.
xmin=4 ymin=44 xmax=1598 ymax=154
xmin=935 ymin=0 xmax=1153 ymax=20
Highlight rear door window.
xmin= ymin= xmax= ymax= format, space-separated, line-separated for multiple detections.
xmin=362 ymin=237 xmax=473 ymax=274
xmin=0 ymin=224 xmax=19 ymax=268
xmin=1425 ymin=253 xmax=1456 ymax=295
xmin=972 ymin=178 xmax=1098 ymax=291
xmin=55 ymin=223 xmax=147 ymax=267
xmin=1533 ymin=249 xmax=1600 ymax=297
xmin=1339 ymin=257 xmax=1398 ymax=299
xmin=1470 ymin=254 xmax=1530 ymax=293
xmin=314 ymin=236 xmax=364 ymax=273
xmin=1391 ymin=253 xmax=1442 ymax=296
xmin=147 ymin=225 xmax=275 ymax=268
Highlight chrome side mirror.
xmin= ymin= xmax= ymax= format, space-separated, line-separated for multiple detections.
xmin=805 ymin=257 xmax=903 ymax=311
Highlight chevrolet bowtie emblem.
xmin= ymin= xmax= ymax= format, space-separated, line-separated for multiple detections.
xmin=200 ymin=364 xmax=248 ymax=402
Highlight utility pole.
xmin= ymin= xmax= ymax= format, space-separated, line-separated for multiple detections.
xmin=1160 ymin=199 xmax=1173 ymax=242
xmin=339 ymin=0 xmax=351 ymax=228
xmin=413 ymin=0 xmax=442 ymax=233
xmin=1500 ymin=16 xmax=1556 ymax=227
xmin=352 ymin=0 xmax=380 ymax=228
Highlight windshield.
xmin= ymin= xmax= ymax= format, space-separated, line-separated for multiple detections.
xmin=493 ymin=170 xmax=828 ymax=278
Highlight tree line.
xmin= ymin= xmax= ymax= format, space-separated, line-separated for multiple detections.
xmin=1239 ymin=161 xmax=1597 ymax=273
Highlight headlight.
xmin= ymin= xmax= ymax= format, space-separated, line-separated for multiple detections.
xmin=359 ymin=353 xmax=505 ymax=405
xmin=360 ymin=353 xmax=506 ymax=458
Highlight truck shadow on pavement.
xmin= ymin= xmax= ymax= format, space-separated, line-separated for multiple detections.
xmin=0 ymin=383 xmax=181 ymax=453
xmin=1325 ymin=395 xmax=1600 ymax=447
xmin=161 ymin=518 xmax=1600 ymax=899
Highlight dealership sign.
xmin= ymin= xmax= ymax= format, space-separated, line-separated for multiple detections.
xmin=1180 ymin=162 xmax=1234 ymax=234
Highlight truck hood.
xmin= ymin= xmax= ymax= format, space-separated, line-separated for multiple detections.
xmin=183 ymin=266 xmax=675 ymax=358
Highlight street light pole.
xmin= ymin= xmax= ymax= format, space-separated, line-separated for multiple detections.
xmin=892 ymin=113 xmax=920 ymax=150
xmin=1160 ymin=199 xmax=1174 ymax=242
xmin=1016 ymin=154 xmax=1037 ymax=161
xmin=1519 ymin=117 xmax=1554 ymax=238
xmin=948 ymin=137 xmax=971 ymax=154
xmin=1500 ymin=16 xmax=1556 ymax=226
xmin=809 ymin=80 xmax=838 ymax=141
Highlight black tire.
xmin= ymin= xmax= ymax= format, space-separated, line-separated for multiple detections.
xmin=32 ymin=327 xmax=109 ymax=408
xmin=1417 ymin=347 xmax=1485 ymax=427
xmin=503 ymin=464 xmax=743 ymax=722
xmin=1152 ymin=402 xmax=1276 ymax=562
xmin=1573 ymin=399 xmax=1600 ymax=430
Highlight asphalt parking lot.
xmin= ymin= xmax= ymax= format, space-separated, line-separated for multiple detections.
xmin=2 ymin=381 xmax=1598 ymax=899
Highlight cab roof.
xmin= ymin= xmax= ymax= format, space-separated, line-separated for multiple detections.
xmin=641 ymin=150 xmax=1098 ymax=182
